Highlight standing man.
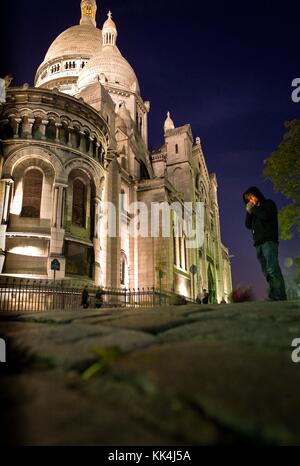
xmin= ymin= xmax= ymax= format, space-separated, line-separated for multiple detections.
xmin=243 ymin=186 xmax=287 ymax=301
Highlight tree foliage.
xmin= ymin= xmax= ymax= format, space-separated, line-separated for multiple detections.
xmin=263 ymin=120 xmax=300 ymax=240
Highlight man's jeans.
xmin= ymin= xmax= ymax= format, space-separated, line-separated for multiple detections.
xmin=256 ymin=241 xmax=287 ymax=301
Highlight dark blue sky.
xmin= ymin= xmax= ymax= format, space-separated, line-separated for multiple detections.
xmin=1 ymin=0 xmax=299 ymax=298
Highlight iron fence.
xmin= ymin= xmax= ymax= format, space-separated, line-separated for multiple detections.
xmin=0 ymin=277 xmax=196 ymax=312
xmin=0 ymin=278 xmax=168 ymax=312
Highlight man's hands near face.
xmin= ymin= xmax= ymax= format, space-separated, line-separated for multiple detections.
xmin=245 ymin=194 xmax=259 ymax=213
xmin=246 ymin=201 xmax=255 ymax=213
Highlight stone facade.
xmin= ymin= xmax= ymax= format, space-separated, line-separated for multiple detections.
xmin=0 ymin=0 xmax=232 ymax=302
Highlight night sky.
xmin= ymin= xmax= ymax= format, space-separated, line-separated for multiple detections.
xmin=1 ymin=0 xmax=299 ymax=299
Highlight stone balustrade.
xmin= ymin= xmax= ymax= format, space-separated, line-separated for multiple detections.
xmin=0 ymin=87 xmax=110 ymax=166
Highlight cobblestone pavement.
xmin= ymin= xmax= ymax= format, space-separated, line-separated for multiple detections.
xmin=1 ymin=300 xmax=300 ymax=445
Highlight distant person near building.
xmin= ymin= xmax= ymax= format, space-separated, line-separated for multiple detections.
xmin=95 ymin=288 xmax=103 ymax=308
xmin=202 ymin=289 xmax=210 ymax=304
xmin=81 ymin=286 xmax=89 ymax=309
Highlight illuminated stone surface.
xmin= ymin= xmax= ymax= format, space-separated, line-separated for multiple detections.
xmin=0 ymin=1 xmax=232 ymax=304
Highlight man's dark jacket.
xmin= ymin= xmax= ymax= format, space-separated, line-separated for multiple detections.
xmin=243 ymin=186 xmax=279 ymax=246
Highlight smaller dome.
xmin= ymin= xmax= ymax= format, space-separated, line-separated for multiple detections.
xmin=102 ymin=11 xmax=118 ymax=51
xmin=77 ymin=11 xmax=140 ymax=95
xmin=103 ymin=11 xmax=117 ymax=31
xmin=77 ymin=46 xmax=140 ymax=94
xmin=164 ymin=112 xmax=175 ymax=132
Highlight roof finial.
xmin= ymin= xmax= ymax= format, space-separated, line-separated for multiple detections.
xmin=164 ymin=111 xmax=175 ymax=133
xmin=108 ymin=10 xmax=112 ymax=19
xmin=80 ymin=0 xmax=97 ymax=27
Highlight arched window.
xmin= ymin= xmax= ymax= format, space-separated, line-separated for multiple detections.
xmin=179 ymin=234 xmax=187 ymax=271
xmin=175 ymin=144 xmax=179 ymax=154
xmin=120 ymin=251 xmax=128 ymax=286
xmin=120 ymin=189 xmax=126 ymax=212
xmin=72 ymin=179 xmax=86 ymax=227
xmin=21 ymin=169 xmax=43 ymax=218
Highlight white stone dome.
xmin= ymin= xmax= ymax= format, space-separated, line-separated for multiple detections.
xmin=77 ymin=45 xmax=140 ymax=94
xmin=43 ymin=24 xmax=102 ymax=62
xmin=35 ymin=1 xmax=102 ymax=92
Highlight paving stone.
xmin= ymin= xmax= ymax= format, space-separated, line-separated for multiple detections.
xmin=109 ymin=340 xmax=300 ymax=445
xmin=1 ymin=371 xmax=173 ymax=446
xmin=1 ymin=299 xmax=300 ymax=445
xmin=10 ymin=325 xmax=156 ymax=369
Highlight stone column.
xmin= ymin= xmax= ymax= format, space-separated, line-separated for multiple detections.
xmin=175 ymin=234 xmax=180 ymax=267
xmin=13 ymin=117 xmax=22 ymax=139
xmin=1 ymin=179 xmax=14 ymax=225
xmin=106 ymin=160 xmax=121 ymax=288
xmin=88 ymin=137 xmax=94 ymax=157
xmin=55 ymin=122 xmax=62 ymax=143
xmin=79 ymin=131 xmax=86 ymax=152
xmin=61 ymin=186 xmax=66 ymax=229
xmin=93 ymin=196 xmax=101 ymax=286
xmin=49 ymin=182 xmax=67 ymax=280
xmin=52 ymin=183 xmax=67 ymax=229
xmin=56 ymin=185 xmax=64 ymax=229
xmin=51 ymin=185 xmax=59 ymax=228
xmin=95 ymin=141 xmax=101 ymax=162
xmin=93 ymin=197 xmax=101 ymax=238
xmin=67 ymin=126 xmax=74 ymax=148
xmin=22 ymin=117 xmax=35 ymax=139
xmin=40 ymin=119 xmax=49 ymax=140
xmin=0 ymin=179 xmax=13 ymax=273
xmin=129 ymin=183 xmax=139 ymax=289
xmin=142 ymin=111 xmax=148 ymax=148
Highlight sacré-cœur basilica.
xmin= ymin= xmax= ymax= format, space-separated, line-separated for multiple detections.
xmin=0 ymin=1 xmax=232 ymax=303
